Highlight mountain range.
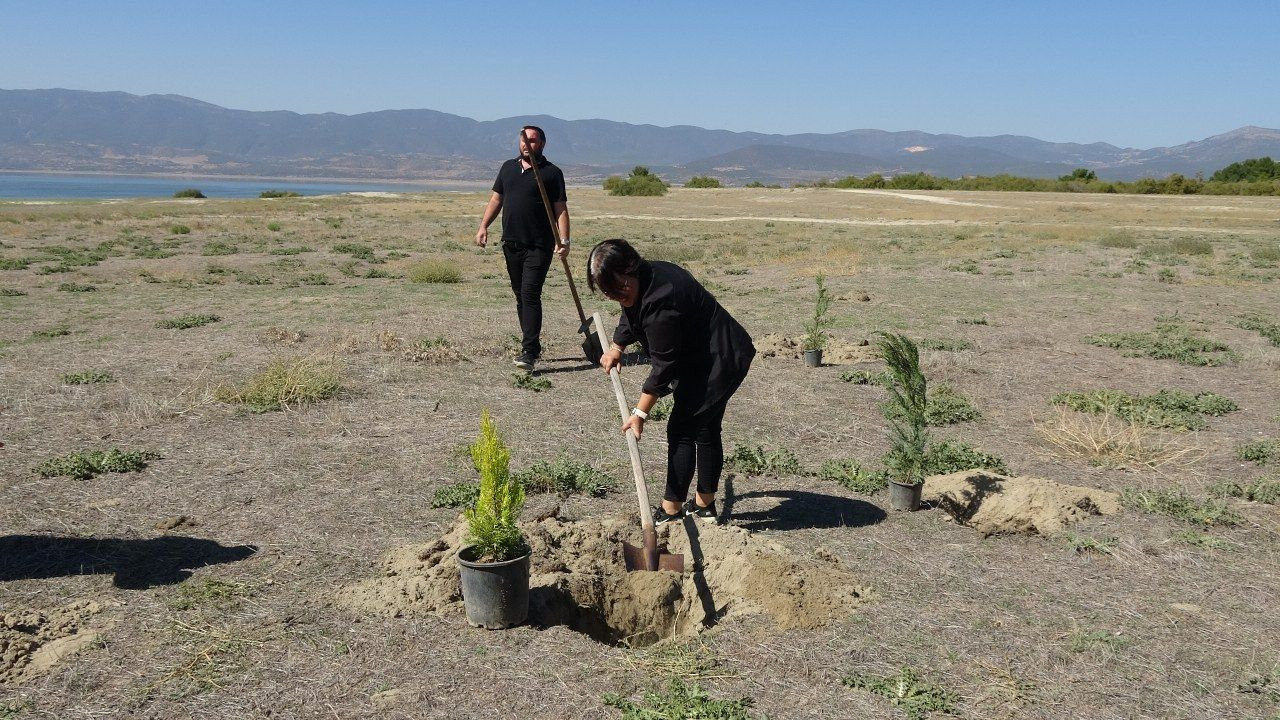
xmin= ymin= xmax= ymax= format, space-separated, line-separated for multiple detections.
xmin=2 ymin=89 xmax=1277 ymax=184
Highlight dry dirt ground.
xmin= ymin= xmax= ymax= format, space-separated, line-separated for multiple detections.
xmin=1 ymin=187 xmax=1279 ymax=719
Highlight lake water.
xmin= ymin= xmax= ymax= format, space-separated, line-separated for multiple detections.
xmin=0 ymin=173 xmax=479 ymax=200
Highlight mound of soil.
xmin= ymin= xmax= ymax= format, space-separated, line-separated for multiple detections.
xmin=1 ymin=600 xmax=106 ymax=685
xmin=335 ymin=514 xmax=871 ymax=645
xmin=924 ymin=470 xmax=1121 ymax=537
xmin=756 ymin=334 xmax=877 ymax=365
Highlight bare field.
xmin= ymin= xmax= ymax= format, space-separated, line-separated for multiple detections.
xmin=2 ymin=188 xmax=1279 ymax=719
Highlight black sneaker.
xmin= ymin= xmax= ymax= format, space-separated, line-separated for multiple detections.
xmin=684 ymin=500 xmax=719 ymax=524
xmin=513 ymin=353 xmax=536 ymax=371
xmin=653 ymin=505 xmax=685 ymax=526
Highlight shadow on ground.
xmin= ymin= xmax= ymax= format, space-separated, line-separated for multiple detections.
xmin=0 ymin=535 xmax=257 ymax=589
xmin=724 ymin=483 xmax=887 ymax=531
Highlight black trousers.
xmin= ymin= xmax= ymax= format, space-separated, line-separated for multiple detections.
xmin=502 ymin=244 xmax=553 ymax=358
xmin=664 ymin=392 xmax=733 ymax=504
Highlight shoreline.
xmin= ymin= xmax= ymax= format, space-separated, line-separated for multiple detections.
xmin=0 ymin=168 xmax=490 ymax=188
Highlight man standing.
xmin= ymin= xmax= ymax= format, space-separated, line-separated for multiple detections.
xmin=475 ymin=126 xmax=571 ymax=371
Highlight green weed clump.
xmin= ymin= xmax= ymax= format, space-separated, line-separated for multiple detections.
xmin=1097 ymin=232 xmax=1139 ymax=249
xmin=924 ymin=384 xmax=981 ymax=425
xmin=510 ymin=373 xmax=552 ymax=391
xmin=201 ymin=241 xmax=238 ymax=256
xmin=1064 ymin=532 xmax=1118 ymax=556
xmin=604 ymin=678 xmax=756 ymax=720
xmin=408 ymin=260 xmax=462 ymax=284
xmin=1236 ymin=439 xmax=1280 ymax=465
xmin=431 ymin=482 xmax=480 ymax=509
xmin=167 ymin=579 xmax=254 ymax=611
xmin=1235 ymin=312 xmax=1280 ymax=347
xmin=465 ymin=411 xmax=527 ymax=562
xmin=0 ymin=258 xmax=29 ymax=270
xmin=726 ymin=444 xmax=804 ymax=476
xmin=647 ymin=395 xmax=674 ymax=421
xmin=1120 ymin=488 xmax=1242 ymax=526
xmin=1210 ymin=476 xmax=1280 ymax=504
xmin=35 ymin=448 xmax=160 ymax=480
xmin=0 ymin=288 xmax=25 ymax=296
xmin=840 ymin=368 xmax=893 ymax=386
xmin=842 ymin=667 xmax=960 ymax=720
xmin=1069 ymin=630 xmax=1134 ymax=654
xmin=603 ymin=166 xmax=669 ymax=197
xmin=513 ymin=456 xmax=616 ymax=497
xmin=214 ymin=356 xmax=342 ymax=412
xmin=1173 ymin=530 xmax=1236 ymax=550
xmin=32 ymin=327 xmax=71 ymax=338
xmin=172 ymin=188 xmax=205 ymax=198
xmin=819 ymin=459 xmax=888 ymax=494
xmin=61 ymin=369 xmax=114 ymax=385
xmin=333 ymin=243 xmax=376 ymax=261
xmin=923 ymin=440 xmax=1009 ymax=476
xmin=268 ymin=246 xmax=311 ymax=255
xmin=1141 ymin=237 xmax=1213 ymax=258
xmin=1050 ymin=388 xmax=1238 ymax=430
xmin=170 ymin=224 xmax=192 ymax=235
xmin=57 ymin=282 xmax=96 ymax=292
xmin=299 ymin=273 xmax=330 ymax=286
xmin=1087 ymin=316 xmax=1238 ymax=366
xmin=266 ymin=222 xmax=282 ymax=232
xmin=157 ymin=313 xmax=220 ymax=330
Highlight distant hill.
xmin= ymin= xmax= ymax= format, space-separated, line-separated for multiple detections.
xmin=2 ymin=88 xmax=1277 ymax=183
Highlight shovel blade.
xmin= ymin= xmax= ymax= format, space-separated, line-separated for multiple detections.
xmin=582 ymin=332 xmax=604 ymax=366
xmin=621 ymin=541 xmax=685 ymax=573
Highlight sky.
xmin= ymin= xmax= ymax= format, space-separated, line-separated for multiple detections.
xmin=2 ymin=1 xmax=1277 ymax=148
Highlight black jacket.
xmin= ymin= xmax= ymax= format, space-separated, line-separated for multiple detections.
xmin=613 ymin=261 xmax=755 ymax=415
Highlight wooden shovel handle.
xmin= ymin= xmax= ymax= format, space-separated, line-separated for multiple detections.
xmin=592 ymin=312 xmax=656 ymax=538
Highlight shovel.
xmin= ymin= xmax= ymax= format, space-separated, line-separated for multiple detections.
xmin=524 ymin=130 xmax=603 ymax=365
xmin=592 ymin=312 xmax=685 ymax=573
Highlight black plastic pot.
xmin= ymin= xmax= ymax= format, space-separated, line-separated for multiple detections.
xmin=888 ymin=480 xmax=923 ymax=511
xmin=803 ymin=349 xmax=823 ymax=368
xmin=457 ymin=546 xmax=530 ymax=629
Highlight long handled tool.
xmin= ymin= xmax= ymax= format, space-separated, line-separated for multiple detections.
xmin=592 ymin=312 xmax=685 ymax=573
xmin=524 ymin=130 xmax=603 ymax=365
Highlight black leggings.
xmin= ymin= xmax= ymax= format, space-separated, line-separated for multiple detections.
xmin=664 ymin=394 xmax=732 ymax=504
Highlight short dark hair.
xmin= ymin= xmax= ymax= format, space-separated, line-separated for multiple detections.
xmin=521 ymin=125 xmax=545 ymax=143
xmin=587 ymin=238 xmax=643 ymax=297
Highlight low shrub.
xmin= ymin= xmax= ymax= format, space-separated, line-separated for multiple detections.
xmin=1087 ymin=316 xmax=1238 ymax=366
xmin=1097 ymin=233 xmax=1139 ymax=249
xmin=170 ymin=224 xmax=192 ymax=235
xmin=156 ymin=313 xmax=220 ymax=330
xmin=513 ymin=456 xmax=616 ymax=497
xmin=259 ymin=190 xmax=301 ymax=198
xmin=61 ymin=369 xmax=114 ymax=385
xmin=172 ymin=188 xmax=205 ymax=198
xmin=726 ymin=444 xmax=805 ymax=476
xmin=819 ymin=459 xmax=887 ymax=494
xmin=57 ymin=282 xmax=96 ymax=292
xmin=1120 ymin=487 xmax=1242 ymax=526
xmin=1235 ymin=312 xmax=1280 ymax=347
xmin=1050 ymin=388 xmax=1238 ymax=431
xmin=684 ymin=175 xmax=723 ymax=188
xmin=408 ymin=260 xmax=462 ymax=284
xmin=511 ymin=373 xmax=552 ymax=391
xmin=35 ymin=448 xmax=160 ymax=480
xmin=214 ymin=356 xmax=342 ymax=412
xmin=267 ymin=222 xmax=282 ymax=232
xmin=431 ymin=482 xmax=480 ymax=509
xmin=604 ymin=166 xmax=670 ymax=197
xmin=605 ymin=678 xmax=756 ymax=720
xmin=1237 ymin=439 xmax=1280 ymax=465
xmin=1210 ymin=476 xmax=1280 ymax=504
xmin=923 ymin=439 xmax=1009 ymax=475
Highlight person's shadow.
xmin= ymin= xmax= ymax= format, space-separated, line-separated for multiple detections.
xmin=0 ymin=535 xmax=257 ymax=589
xmin=724 ymin=488 xmax=887 ymax=532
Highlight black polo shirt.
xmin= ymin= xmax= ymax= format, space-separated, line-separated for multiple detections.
xmin=492 ymin=156 xmax=566 ymax=250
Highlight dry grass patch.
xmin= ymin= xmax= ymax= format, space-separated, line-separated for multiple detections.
xmin=1034 ymin=408 xmax=1204 ymax=471
xmin=214 ymin=356 xmax=342 ymax=412
xmin=408 ymin=259 xmax=461 ymax=284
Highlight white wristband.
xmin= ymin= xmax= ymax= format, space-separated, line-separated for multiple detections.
xmin=631 ymin=407 xmax=648 ymax=420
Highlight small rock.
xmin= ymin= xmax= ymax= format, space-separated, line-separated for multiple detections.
xmin=858 ymin=293 xmax=871 ymax=302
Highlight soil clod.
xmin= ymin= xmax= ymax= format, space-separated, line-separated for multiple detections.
xmin=924 ymin=470 xmax=1121 ymax=537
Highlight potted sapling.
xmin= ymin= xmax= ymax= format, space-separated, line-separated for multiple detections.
xmin=876 ymin=332 xmax=929 ymax=511
xmin=802 ymin=274 xmax=833 ymax=367
xmin=456 ymin=410 xmax=530 ymax=629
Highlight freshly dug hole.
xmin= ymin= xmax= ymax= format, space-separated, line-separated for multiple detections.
xmin=335 ymin=513 xmax=871 ymax=646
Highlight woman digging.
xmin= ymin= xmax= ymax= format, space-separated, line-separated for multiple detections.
xmin=587 ymin=238 xmax=755 ymax=525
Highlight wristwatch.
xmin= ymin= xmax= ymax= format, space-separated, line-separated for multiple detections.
xmin=631 ymin=407 xmax=648 ymax=420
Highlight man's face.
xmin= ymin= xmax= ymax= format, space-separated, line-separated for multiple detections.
xmin=518 ymin=130 xmax=545 ymax=158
